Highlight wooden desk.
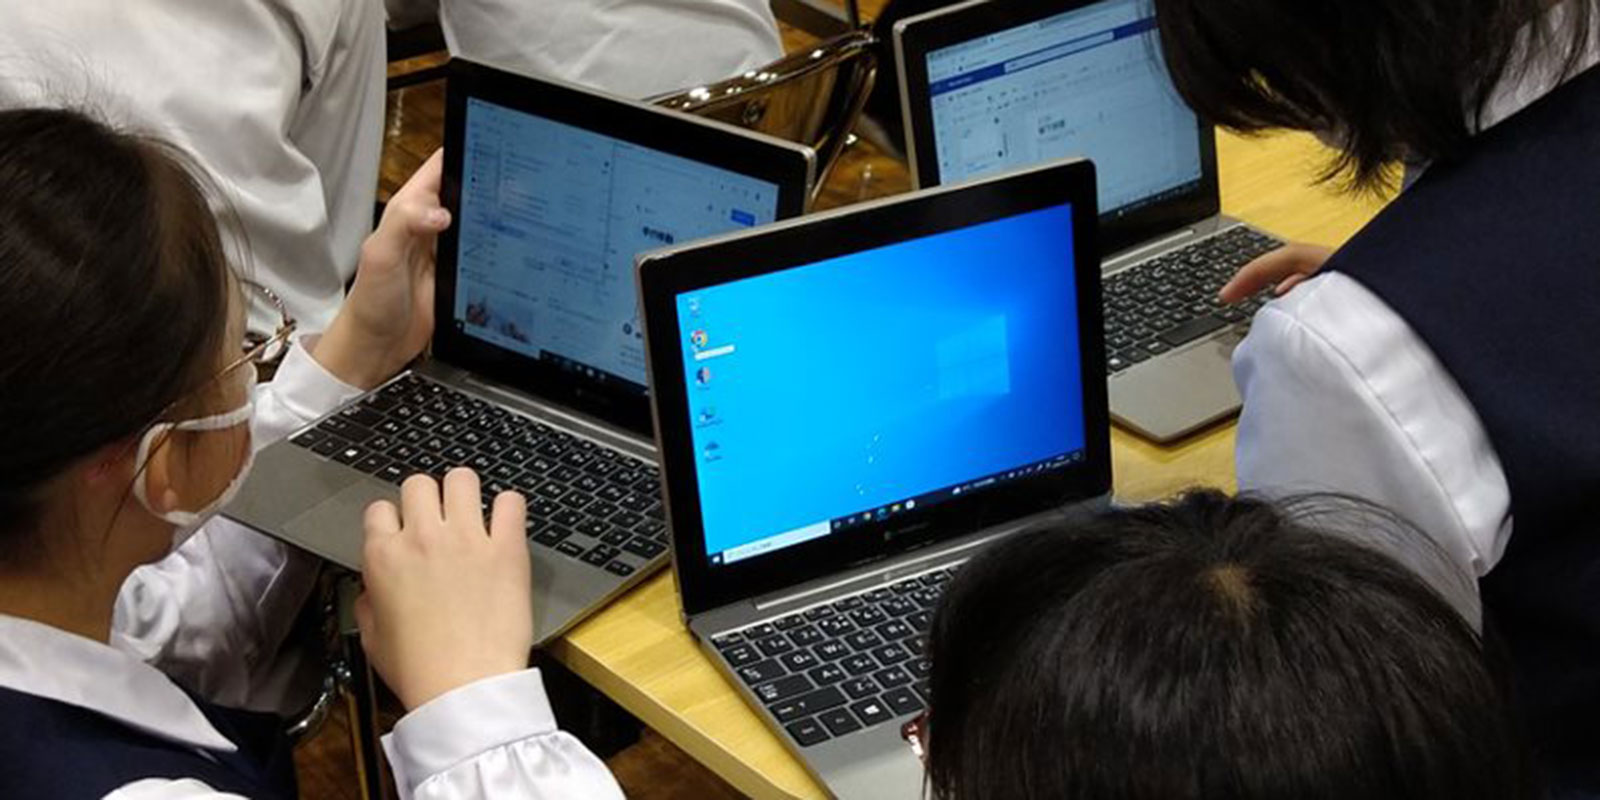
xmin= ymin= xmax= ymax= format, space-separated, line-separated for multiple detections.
xmin=546 ymin=131 xmax=1391 ymax=800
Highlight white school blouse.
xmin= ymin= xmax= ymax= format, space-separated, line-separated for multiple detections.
xmin=0 ymin=339 xmax=623 ymax=800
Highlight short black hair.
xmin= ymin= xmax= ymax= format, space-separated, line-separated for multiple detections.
xmin=924 ymin=491 xmax=1539 ymax=800
xmin=1151 ymin=0 xmax=1595 ymax=188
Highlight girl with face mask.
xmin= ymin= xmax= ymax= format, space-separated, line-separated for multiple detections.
xmin=0 ymin=108 xmax=624 ymax=799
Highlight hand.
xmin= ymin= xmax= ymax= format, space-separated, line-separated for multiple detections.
xmin=355 ymin=468 xmax=534 ymax=711
xmin=315 ymin=150 xmax=450 ymax=389
xmin=1218 ymin=243 xmax=1333 ymax=304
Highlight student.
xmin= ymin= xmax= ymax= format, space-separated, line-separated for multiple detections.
xmin=918 ymin=492 xmax=1539 ymax=800
xmin=0 ymin=108 xmax=623 ymax=799
xmin=1144 ymin=0 xmax=1600 ymax=790
xmin=0 ymin=0 xmax=388 ymax=335
xmin=386 ymin=0 xmax=785 ymax=98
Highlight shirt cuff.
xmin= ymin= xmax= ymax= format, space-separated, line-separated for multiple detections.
xmin=381 ymin=668 xmax=559 ymax=794
xmin=264 ymin=333 xmax=366 ymax=425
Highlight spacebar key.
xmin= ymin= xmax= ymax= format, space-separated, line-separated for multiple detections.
xmin=1158 ymin=314 xmax=1227 ymax=347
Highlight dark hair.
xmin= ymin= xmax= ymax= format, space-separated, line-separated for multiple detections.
xmin=924 ymin=490 xmax=1539 ymax=800
xmin=0 ymin=108 xmax=232 ymax=562
xmin=1152 ymin=0 xmax=1595 ymax=188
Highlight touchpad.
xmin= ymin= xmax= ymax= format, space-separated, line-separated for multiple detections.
xmin=283 ymin=481 xmax=397 ymax=570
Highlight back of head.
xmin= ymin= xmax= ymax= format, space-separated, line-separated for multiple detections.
xmin=0 ymin=108 xmax=231 ymax=563
xmin=924 ymin=491 xmax=1538 ymax=800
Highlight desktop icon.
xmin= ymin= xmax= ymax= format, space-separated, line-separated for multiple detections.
xmin=690 ymin=329 xmax=710 ymax=350
xmin=696 ymin=366 xmax=713 ymax=386
xmin=703 ymin=441 xmax=722 ymax=461
xmin=698 ymin=406 xmax=719 ymax=425
xmin=687 ymin=297 xmax=702 ymax=317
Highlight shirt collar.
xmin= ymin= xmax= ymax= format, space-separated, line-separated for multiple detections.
xmin=0 ymin=614 xmax=236 ymax=752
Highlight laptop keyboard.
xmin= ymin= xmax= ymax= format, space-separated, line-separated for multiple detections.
xmin=709 ymin=565 xmax=958 ymax=748
xmin=288 ymin=374 xmax=668 ymax=578
xmin=1103 ymin=226 xmax=1282 ymax=375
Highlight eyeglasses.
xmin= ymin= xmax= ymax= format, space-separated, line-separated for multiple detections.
xmin=902 ymin=711 xmax=929 ymax=762
xmin=235 ymin=279 xmax=296 ymax=373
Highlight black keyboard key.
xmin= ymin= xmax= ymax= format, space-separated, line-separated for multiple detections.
xmin=818 ymin=708 xmax=862 ymax=737
xmin=774 ymin=614 xmax=805 ymax=631
xmin=722 ymin=644 xmax=760 ymax=668
xmin=376 ymin=464 xmax=407 ymax=484
xmin=779 ymin=650 xmax=820 ymax=673
xmin=813 ymin=640 xmax=850 ymax=662
xmin=872 ymin=643 xmax=910 ymax=666
xmin=331 ymin=444 xmax=366 ymax=465
xmin=711 ymin=631 xmax=743 ymax=650
xmin=842 ymin=678 xmax=878 ymax=699
xmin=603 ymin=560 xmax=635 ymax=578
xmin=551 ymin=465 xmax=581 ymax=483
xmin=353 ymin=454 xmax=391 ymax=475
xmin=789 ymin=626 xmax=825 ymax=648
xmin=618 ymin=493 xmax=654 ymax=513
xmin=554 ymin=541 xmax=584 ymax=558
xmin=552 ymin=509 xmax=585 ymax=528
xmin=850 ymin=697 xmax=893 ymax=728
xmin=744 ymin=623 xmax=777 ymax=640
xmin=581 ymin=545 xmax=620 ymax=567
xmin=754 ymin=674 xmax=813 ymax=704
xmin=623 ymin=537 xmax=667 ymax=560
xmin=841 ymin=654 xmax=877 ymax=675
xmin=530 ymin=525 xmax=571 ymax=547
xmin=808 ymin=663 xmax=847 ymax=686
xmin=833 ymin=596 xmax=865 ymax=612
xmin=890 ymin=580 xmax=921 ymax=594
xmin=881 ymin=597 xmax=917 ymax=617
xmin=803 ymin=606 xmax=835 ymax=621
xmin=876 ymin=620 xmax=914 ymax=642
xmin=908 ymin=611 xmax=932 ymax=632
xmin=292 ymin=429 xmax=327 ymax=447
xmin=909 ymin=588 xmax=942 ymax=609
xmin=785 ymin=717 xmax=830 ymax=748
xmin=771 ymin=686 xmax=846 ymax=723
xmin=309 ymin=436 xmax=346 ymax=457
xmin=844 ymin=630 xmax=883 ymax=651
xmin=738 ymin=659 xmax=785 ymax=686
xmin=609 ymin=510 xmax=644 ymax=529
xmin=409 ymin=452 xmax=442 ymax=473
xmin=874 ymin=665 xmax=913 ymax=689
xmin=882 ymin=687 xmax=924 ymax=717
xmin=1158 ymin=313 xmax=1227 ymax=347
xmin=755 ymin=635 xmax=795 ymax=657
xmin=816 ymin=617 xmax=855 ymax=638
xmin=906 ymin=657 xmax=932 ymax=678
xmin=600 ymin=528 xmax=632 ymax=546
xmin=848 ymin=607 xmax=887 ymax=628
xmin=577 ymin=519 xmax=610 ymax=539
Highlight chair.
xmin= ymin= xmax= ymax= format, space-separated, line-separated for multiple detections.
xmin=649 ymin=28 xmax=879 ymax=208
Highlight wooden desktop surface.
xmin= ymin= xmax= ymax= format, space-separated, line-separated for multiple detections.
xmin=543 ymin=131 xmax=1391 ymax=799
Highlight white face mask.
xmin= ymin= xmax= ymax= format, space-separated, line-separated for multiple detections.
xmin=132 ymin=368 xmax=258 ymax=545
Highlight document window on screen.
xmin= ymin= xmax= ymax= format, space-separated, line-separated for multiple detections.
xmin=924 ymin=0 xmax=1203 ymax=214
xmin=454 ymin=98 xmax=782 ymax=388
xmin=677 ymin=203 xmax=1090 ymax=566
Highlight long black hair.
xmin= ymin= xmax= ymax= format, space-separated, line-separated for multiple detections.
xmin=1151 ymin=0 xmax=1595 ymax=188
xmin=0 ymin=108 xmax=233 ymax=563
xmin=924 ymin=490 xmax=1539 ymax=800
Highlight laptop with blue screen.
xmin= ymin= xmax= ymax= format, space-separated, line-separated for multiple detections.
xmin=895 ymin=0 xmax=1285 ymax=442
xmin=228 ymin=60 xmax=814 ymax=646
xmin=637 ymin=159 xmax=1111 ymax=799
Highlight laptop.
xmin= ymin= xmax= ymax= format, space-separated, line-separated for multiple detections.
xmin=636 ymin=159 xmax=1112 ymax=800
xmin=226 ymin=59 xmax=816 ymax=646
xmin=894 ymin=0 xmax=1284 ymax=442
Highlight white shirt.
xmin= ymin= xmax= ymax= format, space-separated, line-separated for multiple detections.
xmin=0 ymin=339 xmax=623 ymax=800
xmin=1234 ymin=6 xmax=1600 ymax=619
xmin=0 ymin=0 xmax=388 ymax=335
xmin=389 ymin=0 xmax=785 ymax=99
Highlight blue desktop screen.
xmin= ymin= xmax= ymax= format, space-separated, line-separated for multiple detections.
xmin=454 ymin=97 xmax=781 ymax=389
xmin=923 ymin=0 xmax=1203 ymax=214
xmin=677 ymin=203 xmax=1087 ymax=565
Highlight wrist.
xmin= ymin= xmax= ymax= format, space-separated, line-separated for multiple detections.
xmin=400 ymin=658 xmax=531 ymax=712
xmin=312 ymin=314 xmax=407 ymax=390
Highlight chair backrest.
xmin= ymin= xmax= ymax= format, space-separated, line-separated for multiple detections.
xmin=650 ymin=30 xmax=879 ymax=207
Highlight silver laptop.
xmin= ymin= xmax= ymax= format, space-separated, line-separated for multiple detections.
xmin=894 ymin=0 xmax=1284 ymax=442
xmin=226 ymin=60 xmax=815 ymax=646
xmin=636 ymin=160 xmax=1112 ymax=799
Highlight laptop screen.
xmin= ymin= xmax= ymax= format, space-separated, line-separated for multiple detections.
xmin=674 ymin=203 xmax=1089 ymax=566
xmin=922 ymin=0 xmax=1202 ymax=215
xmin=453 ymin=97 xmax=783 ymax=392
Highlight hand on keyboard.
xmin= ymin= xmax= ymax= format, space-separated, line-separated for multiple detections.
xmin=1219 ymin=242 xmax=1333 ymax=303
xmin=355 ymin=467 xmax=533 ymax=711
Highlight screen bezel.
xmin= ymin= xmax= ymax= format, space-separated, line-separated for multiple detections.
xmin=640 ymin=160 xmax=1112 ymax=617
xmin=896 ymin=0 xmax=1221 ymax=257
xmin=435 ymin=59 xmax=816 ymax=437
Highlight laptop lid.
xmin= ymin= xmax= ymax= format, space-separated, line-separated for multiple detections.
xmin=435 ymin=59 xmax=817 ymax=437
xmin=639 ymin=160 xmax=1111 ymax=617
xmin=895 ymin=0 xmax=1220 ymax=255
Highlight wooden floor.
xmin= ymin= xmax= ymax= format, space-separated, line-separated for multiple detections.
xmin=298 ymin=3 xmax=902 ymax=797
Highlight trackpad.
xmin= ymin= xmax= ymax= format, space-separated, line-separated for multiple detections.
xmin=1110 ymin=336 xmax=1241 ymax=442
xmin=283 ymin=481 xmax=397 ymax=570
